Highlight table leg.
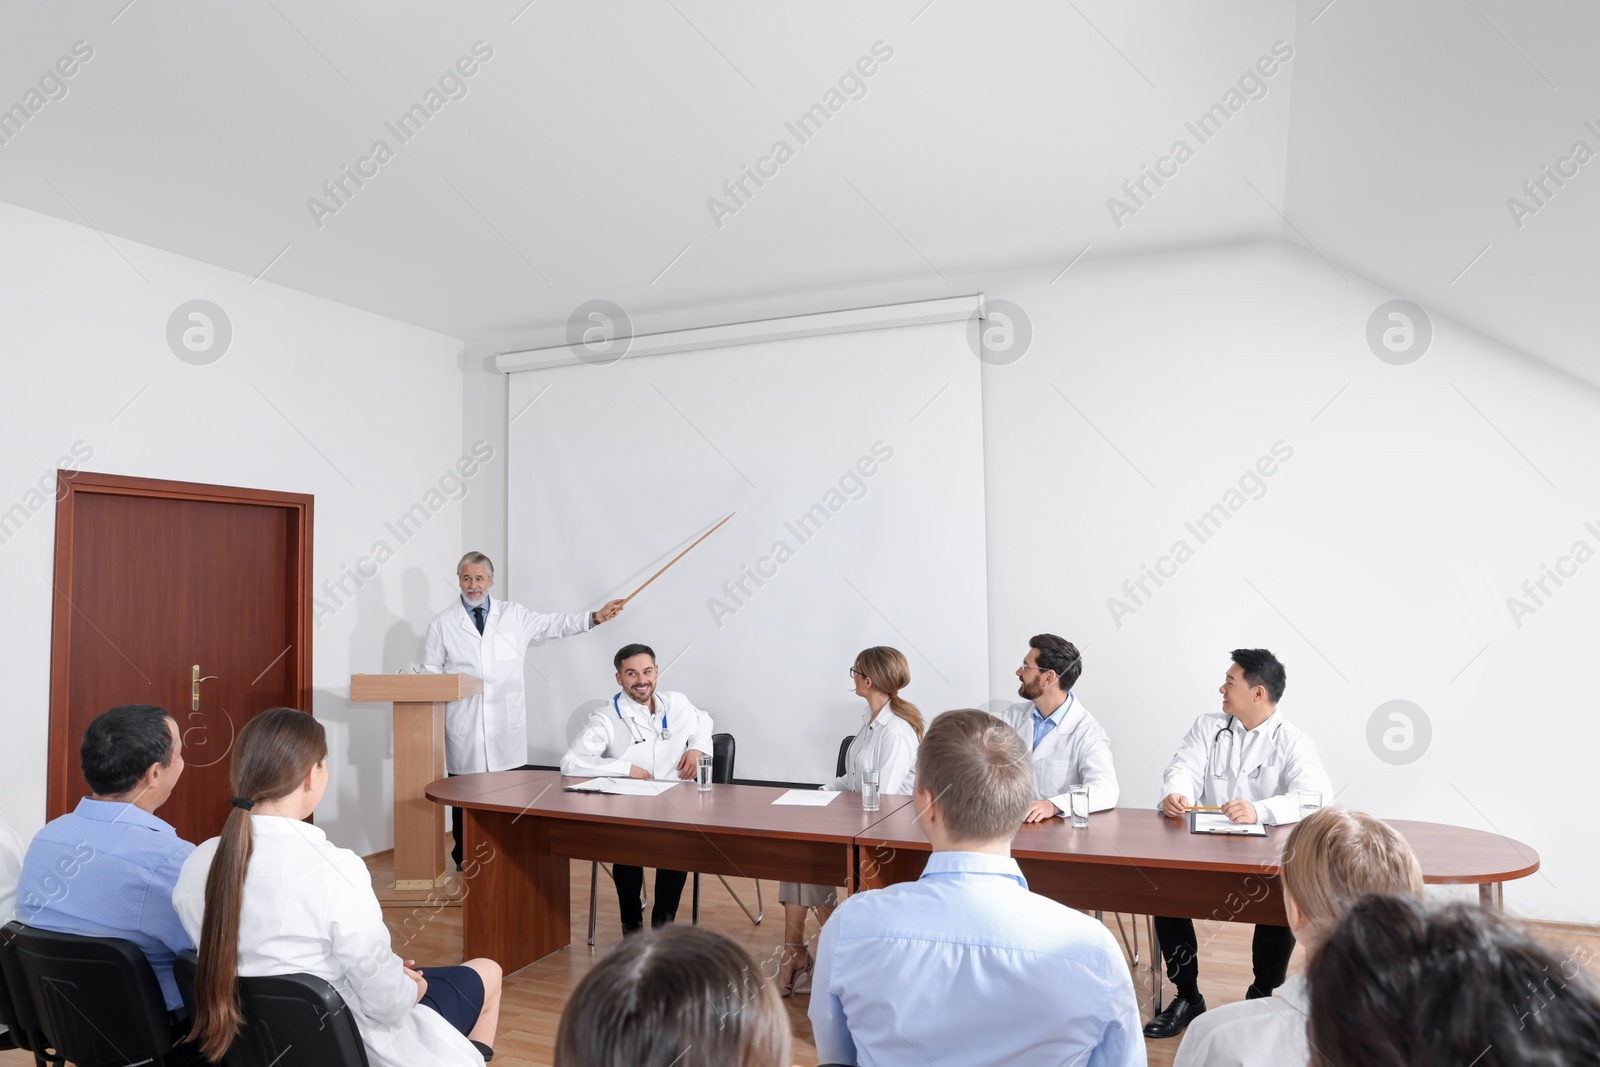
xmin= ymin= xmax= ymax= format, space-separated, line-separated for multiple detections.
xmin=1148 ymin=914 xmax=1163 ymax=1018
xmin=462 ymin=809 xmax=569 ymax=972
xmin=1479 ymin=881 xmax=1504 ymax=910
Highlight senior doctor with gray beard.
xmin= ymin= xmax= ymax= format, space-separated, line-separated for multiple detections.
xmin=423 ymin=550 xmax=624 ymax=869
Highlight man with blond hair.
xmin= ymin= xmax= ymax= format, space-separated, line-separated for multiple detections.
xmin=424 ymin=550 xmax=625 ymax=868
xmin=1173 ymin=806 xmax=1424 ymax=1066
xmin=810 ymin=709 xmax=1144 ymax=1067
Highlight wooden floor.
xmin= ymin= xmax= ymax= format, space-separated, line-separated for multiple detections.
xmin=7 ymin=854 xmax=1599 ymax=1067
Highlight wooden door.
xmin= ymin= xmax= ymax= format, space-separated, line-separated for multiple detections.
xmin=49 ymin=471 xmax=312 ymax=844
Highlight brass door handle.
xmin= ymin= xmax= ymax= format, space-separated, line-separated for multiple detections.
xmin=192 ymin=665 xmax=218 ymax=711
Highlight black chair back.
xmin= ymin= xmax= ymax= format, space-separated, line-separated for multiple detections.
xmin=8 ymin=922 xmax=175 ymax=1067
xmin=836 ymin=734 xmax=855 ymax=779
xmin=0 ymin=923 xmax=47 ymax=1061
xmin=173 ymin=950 xmax=370 ymax=1067
xmin=710 ymin=732 xmax=735 ymax=784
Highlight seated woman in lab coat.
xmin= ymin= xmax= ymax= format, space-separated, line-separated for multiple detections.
xmin=556 ymin=924 xmax=795 ymax=1067
xmin=174 ymin=707 xmax=502 ymax=1067
xmin=774 ymin=645 xmax=923 ymax=997
xmin=1173 ymin=806 xmax=1423 ymax=1067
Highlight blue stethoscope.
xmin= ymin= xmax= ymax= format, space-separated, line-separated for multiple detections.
xmin=614 ymin=694 xmax=670 ymax=744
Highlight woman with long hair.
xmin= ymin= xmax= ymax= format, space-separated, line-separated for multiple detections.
xmin=556 ymin=925 xmax=794 ymax=1067
xmin=172 ymin=707 xmax=502 ymax=1066
xmin=773 ymin=646 xmax=924 ymax=996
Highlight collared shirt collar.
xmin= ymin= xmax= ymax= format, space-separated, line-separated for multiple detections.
xmin=1032 ymin=691 xmax=1075 ymax=728
xmin=461 ymin=593 xmax=490 ymax=616
xmin=73 ymin=797 xmax=173 ymax=834
xmin=918 ymin=850 xmax=1028 ymax=888
xmin=1229 ymin=709 xmax=1283 ymax=738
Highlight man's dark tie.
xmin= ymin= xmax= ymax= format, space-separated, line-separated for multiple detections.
xmin=472 ymin=605 xmax=485 ymax=634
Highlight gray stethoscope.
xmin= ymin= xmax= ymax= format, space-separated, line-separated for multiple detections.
xmin=614 ymin=693 xmax=670 ymax=744
xmin=1211 ymin=719 xmax=1277 ymax=779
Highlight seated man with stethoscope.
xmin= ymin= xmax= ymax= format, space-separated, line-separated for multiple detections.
xmin=1143 ymin=648 xmax=1332 ymax=1042
xmin=561 ymin=642 xmax=714 ymax=934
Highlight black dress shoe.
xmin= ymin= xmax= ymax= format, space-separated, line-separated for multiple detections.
xmin=1142 ymin=995 xmax=1207 ymax=1039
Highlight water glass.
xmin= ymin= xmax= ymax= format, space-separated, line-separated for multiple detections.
xmin=1298 ymin=790 xmax=1322 ymax=821
xmin=1069 ymin=784 xmax=1090 ymax=828
xmin=861 ymin=769 xmax=881 ymax=812
xmin=697 ymin=754 xmax=714 ymax=792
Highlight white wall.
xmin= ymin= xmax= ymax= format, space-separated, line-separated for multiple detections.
xmin=0 ymin=200 xmax=467 ymax=857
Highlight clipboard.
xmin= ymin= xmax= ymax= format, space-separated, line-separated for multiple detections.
xmin=1189 ymin=811 xmax=1268 ymax=836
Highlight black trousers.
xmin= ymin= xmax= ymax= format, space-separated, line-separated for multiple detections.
xmin=611 ymin=865 xmax=689 ymax=932
xmin=1153 ymin=916 xmax=1296 ymax=1001
xmin=449 ymin=765 xmax=537 ymax=869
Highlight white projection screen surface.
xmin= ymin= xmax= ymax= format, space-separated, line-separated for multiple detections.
xmin=506 ymin=321 xmax=988 ymax=783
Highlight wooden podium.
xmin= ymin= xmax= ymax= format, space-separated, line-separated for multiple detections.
xmin=351 ymin=673 xmax=482 ymax=892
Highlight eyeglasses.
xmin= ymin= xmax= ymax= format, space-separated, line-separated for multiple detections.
xmin=1018 ymin=663 xmax=1054 ymax=675
xmin=848 ymin=667 xmax=872 ymax=682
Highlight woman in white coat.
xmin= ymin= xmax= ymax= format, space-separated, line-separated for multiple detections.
xmin=174 ymin=708 xmax=503 ymax=1067
xmin=773 ymin=646 xmax=923 ymax=996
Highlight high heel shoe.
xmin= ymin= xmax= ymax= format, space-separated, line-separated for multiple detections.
xmin=776 ymin=941 xmax=814 ymax=997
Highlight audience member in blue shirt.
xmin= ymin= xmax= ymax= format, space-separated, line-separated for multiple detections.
xmin=809 ymin=708 xmax=1145 ymax=1067
xmin=15 ymin=704 xmax=195 ymax=1013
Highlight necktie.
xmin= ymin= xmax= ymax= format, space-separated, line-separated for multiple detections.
xmin=472 ymin=606 xmax=485 ymax=634
xmin=1032 ymin=712 xmax=1058 ymax=750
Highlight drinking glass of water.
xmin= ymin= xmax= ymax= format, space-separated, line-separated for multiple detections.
xmin=1069 ymin=784 xmax=1090 ymax=828
xmin=697 ymin=754 xmax=713 ymax=792
xmin=861 ymin=769 xmax=881 ymax=812
xmin=1298 ymin=790 xmax=1322 ymax=821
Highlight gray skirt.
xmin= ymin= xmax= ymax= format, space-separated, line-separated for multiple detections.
xmin=777 ymin=881 xmax=839 ymax=908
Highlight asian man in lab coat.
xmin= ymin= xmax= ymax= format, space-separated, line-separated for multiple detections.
xmin=423 ymin=550 xmax=625 ymax=868
xmin=1144 ymin=648 xmax=1332 ymax=1040
xmin=562 ymin=643 xmax=713 ymax=933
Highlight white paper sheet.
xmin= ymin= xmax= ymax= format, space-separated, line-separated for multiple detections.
xmin=564 ymin=778 xmax=683 ymax=796
xmin=1189 ymin=812 xmax=1268 ymax=836
xmin=772 ymin=789 xmax=841 ymax=806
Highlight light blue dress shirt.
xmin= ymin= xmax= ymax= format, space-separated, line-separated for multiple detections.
xmin=14 ymin=798 xmax=196 ymax=1011
xmin=810 ymin=851 xmax=1146 ymax=1067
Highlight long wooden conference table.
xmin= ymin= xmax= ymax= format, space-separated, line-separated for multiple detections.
xmin=426 ymin=771 xmax=1541 ymax=977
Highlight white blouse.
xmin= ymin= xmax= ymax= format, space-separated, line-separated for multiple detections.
xmin=173 ymin=817 xmax=482 ymax=1067
xmin=1173 ymin=973 xmax=1311 ymax=1067
xmin=825 ymin=708 xmax=920 ymax=795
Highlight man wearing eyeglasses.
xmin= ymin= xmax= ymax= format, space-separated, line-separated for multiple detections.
xmin=1144 ymin=647 xmax=1332 ymax=1040
xmin=996 ymin=634 xmax=1120 ymax=823
xmin=561 ymin=642 xmax=713 ymax=933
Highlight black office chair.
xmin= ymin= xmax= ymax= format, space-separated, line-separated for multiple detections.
xmin=0 ymin=924 xmax=59 ymax=1067
xmin=7 ymin=921 xmax=182 ymax=1067
xmin=691 ymin=733 xmax=763 ymax=925
xmin=173 ymin=951 xmax=369 ymax=1067
xmin=836 ymin=734 xmax=854 ymax=779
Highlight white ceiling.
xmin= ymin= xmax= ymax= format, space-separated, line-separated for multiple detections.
xmin=1 ymin=0 xmax=1593 ymax=380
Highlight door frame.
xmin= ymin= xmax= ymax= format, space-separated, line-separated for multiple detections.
xmin=47 ymin=470 xmax=314 ymax=819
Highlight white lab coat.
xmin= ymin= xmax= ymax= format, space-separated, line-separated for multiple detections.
xmin=1159 ymin=711 xmax=1332 ymax=826
xmin=173 ymin=817 xmax=483 ymax=1067
xmin=561 ymin=691 xmax=714 ymax=780
xmin=422 ymin=596 xmax=592 ymax=774
xmin=825 ymin=709 xmax=920 ymax=795
xmin=998 ymin=694 xmax=1120 ymax=815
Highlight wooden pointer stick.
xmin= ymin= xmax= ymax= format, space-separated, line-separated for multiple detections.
xmin=622 ymin=513 xmax=735 ymax=604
